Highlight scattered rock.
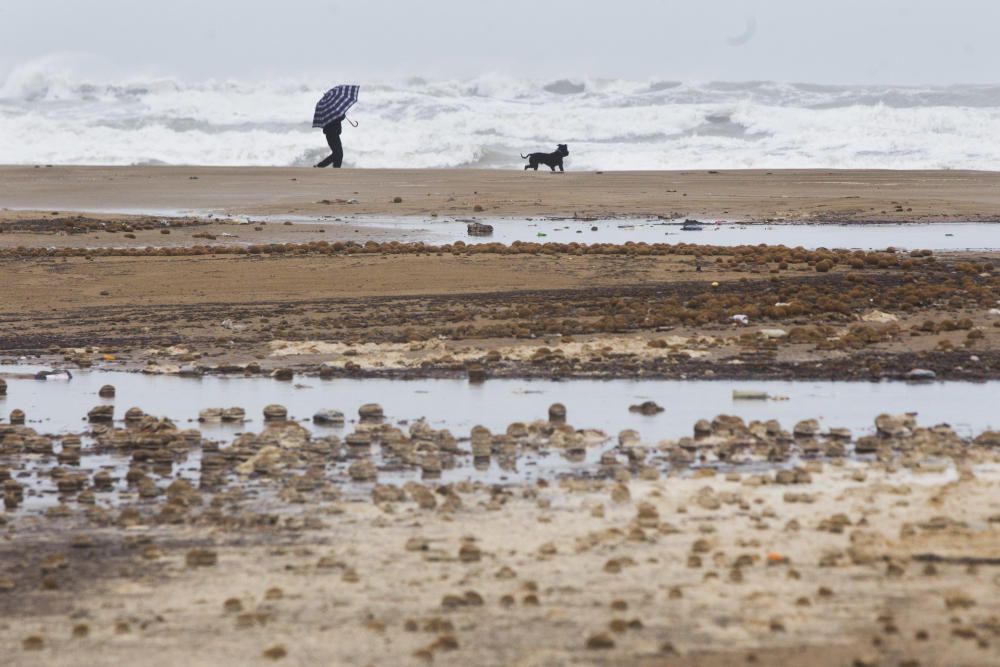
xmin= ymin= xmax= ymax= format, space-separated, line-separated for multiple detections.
xmin=358 ymin=403 xmax=384 ymax=421
xmin=87 ymin=405 xmax=114 ymax=423
xmin=22 ymin=636 xmax=44 ymax=651
xmin=732 ymin=390 xmax=768 ymax=400
xmin=459 ymin=543 xmax=482 ymax=562
xmin=467 ymin=364 xmax=487 ymax=383
xmin=313 ymin=409 xmax=345 ymax=425
xmin=759 ymin=328 xmax=788 ymax=339
xmin=629 ymin=401 xmax=664 ymax=415
xmin=467 ymin=222 xmax=494 ymax=236
xmin=586 ymin=633 xmax=615 ymax=650
xmin=198 ymin=408 xmax=223 ymax=423
xmin=792 ymin=419 xmax=819 ymax=438
xmin=263 ymin=404 xmax=288 ymax=422
xmin=98 ymin=384 xmax=115 ymax=398
xmin=349 ymin=460 xmax=377 ymax=482
xmin=186 ymin=548 xmax=218 ymax=567
xmin=271 ymin=368 xmax=294 ymax=381
xmin=263 ymin=645 xmax=287 ymax=660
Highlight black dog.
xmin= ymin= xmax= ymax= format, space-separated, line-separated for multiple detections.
xmin=521 ymin=144 xmax=569 ymax=171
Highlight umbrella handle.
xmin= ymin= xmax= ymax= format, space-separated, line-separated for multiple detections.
xmin=346 ymin=117 xmax=359 ymax=128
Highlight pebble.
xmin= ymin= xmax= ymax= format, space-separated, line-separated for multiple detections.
xmin=348 ymin=460 xmax=377 ymax=481
xmin=467 ymin=363 xmax=487 ymax=383
xmin=186 ymin=548 xmax=218 ymax=567
xmin=0 ymin=378 xmax=5 ymax=395
xmin=586 ymin=632 xmax=615 ymax=650
xmin=907 ymin=368 xmax=937 ymax=381
xmin=271 ymin=368 xmax=294 ymax=381
xmin=10 ymin=409 xmax=25 ymax=425
xmin=792 ymin=419 xmax=819 ymax=438
xmin=198 ymin=408 xmax=223 ymax=423
xmin=759 ymin=328 xmax=788 ymax=339
xmin=313 ymin=409 xmax=345 ymax=425
xmin=629 ymin=400 xmax=664 ymax=415
xmin=98 ymin=384 xmax=115 ymax=398
xmin=548 ymin=403 xmax=567 ymax=423
xmin=358 ymin=403 xmax=384 ymax=421
xmin=263 ymin=404 xmax=288 ymax=422
xmin=22 ymin=636 xmax=44 ymax=651
xmin=459 ymin=543 xmax=482 ymax=562
xmin=262 ymin=645 xmax=287 ymax=660
xmin=87 ymin=405 xmax=114 ymax=423
xmin=467 ymin=222 xmax=494 ymax=236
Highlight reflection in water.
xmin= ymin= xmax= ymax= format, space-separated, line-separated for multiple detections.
xmin=1 ymin=365 xmax=994 ymax=441
xmin=2 ymin=366 xmax=993 ymax=513
xmin=308 ymin=217 xmax=1000 ymax=251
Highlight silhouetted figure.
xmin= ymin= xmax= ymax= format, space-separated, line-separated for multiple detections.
xmin=315 ymin=118 xmax=343 ymax=168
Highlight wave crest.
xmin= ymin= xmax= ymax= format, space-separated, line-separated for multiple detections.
xmin=3 ymin=60 xmax=1000 ymax=169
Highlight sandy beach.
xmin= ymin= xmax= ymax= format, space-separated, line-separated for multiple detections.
xmin=1 ymin=167 xmax=999 ymax=667
xmin=7 ymin=2 xmax=1000 ymax=663
xmin=3 ymin=166 xmax=1000 ymax=221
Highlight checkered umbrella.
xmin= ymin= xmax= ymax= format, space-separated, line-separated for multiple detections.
xmin=312 ymin=84 xmax=360 ymax=128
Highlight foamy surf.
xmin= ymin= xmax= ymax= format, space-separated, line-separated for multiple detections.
xmin=2 ymin=62 xmax=1000 ymax=170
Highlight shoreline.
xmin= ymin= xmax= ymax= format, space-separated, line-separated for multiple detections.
xmin=3 ymin=166 xmax=1000 ymax=222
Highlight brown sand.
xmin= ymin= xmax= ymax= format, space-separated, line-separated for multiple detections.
xmin=1 ymin=167 xmax=999 ymax=666
xmin=2 ymin=166 xmax=1000 ymax=221
xmin=3 ymin=451 xmax=1000 ymax=667
xmin=0 ymin=249 xmax=997 ymax=380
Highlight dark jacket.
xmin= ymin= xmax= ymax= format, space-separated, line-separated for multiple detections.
xmin=323 ymin=119 xmax=343 ymax=136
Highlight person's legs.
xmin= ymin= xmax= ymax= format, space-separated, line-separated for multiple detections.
xmin=329 ymin=133 xmax=343 ymax=168
xmin=315 ymin=122 xmax=344 ymax=168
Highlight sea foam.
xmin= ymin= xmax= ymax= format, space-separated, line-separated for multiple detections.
xmin=2 ymin=62 xmax=1000 ymax=170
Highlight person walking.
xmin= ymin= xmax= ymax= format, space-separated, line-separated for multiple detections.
xmin=315 ymin=117 xmax=344 ymax=168
xmin=312 ymin=84 xmax=359 ymax=169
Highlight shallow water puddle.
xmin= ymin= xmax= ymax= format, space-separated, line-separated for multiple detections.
xmin=15 ymin=206 xmax=998 ymax=250
xmin=2 ymin=367 xmax=995 ymax=513
xmin=318 ymin=218 xmax=1000 ymax=250
xmin=1 ymin=367 xmax=995 ymax=441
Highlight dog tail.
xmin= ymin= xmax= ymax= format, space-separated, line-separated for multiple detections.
xmin=520 ymin=154 xmax=529 ymax=159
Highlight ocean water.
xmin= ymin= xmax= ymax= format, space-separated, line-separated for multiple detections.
xmin=3 ymin=62 xmax=1000 ymax=170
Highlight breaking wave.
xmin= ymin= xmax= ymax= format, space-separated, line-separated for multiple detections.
xmin=2 ymin=58 xmax=1000 ymax=170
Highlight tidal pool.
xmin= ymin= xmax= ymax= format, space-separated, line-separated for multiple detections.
xmin=2 ymin=367 xmax=994 ymax=511
xmin=336 ymin=218 xmax=1000 ymax=250
xmin=2 ymin=367 xmax=994 ymax=442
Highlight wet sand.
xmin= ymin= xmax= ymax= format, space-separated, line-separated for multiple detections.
xmin=2 ymin=406 xmax=1000 ymax=667
xmin=1 ymin=167 xmax=999 ymax=666
xmin=3 ymin=166 xmax=1000 ymax=221
xmin=0 ymin=242 xmax=997 ymax=380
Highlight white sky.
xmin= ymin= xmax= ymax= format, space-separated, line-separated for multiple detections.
xmin=2 ymin=0 xmax=999 ymax=84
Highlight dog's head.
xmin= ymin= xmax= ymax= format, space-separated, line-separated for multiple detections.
xmin=556 ymin=144 xmax=569 ymax=156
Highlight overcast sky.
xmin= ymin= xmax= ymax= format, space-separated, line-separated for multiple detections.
xmin=2 ymin=0 xmax=999 ymax=84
